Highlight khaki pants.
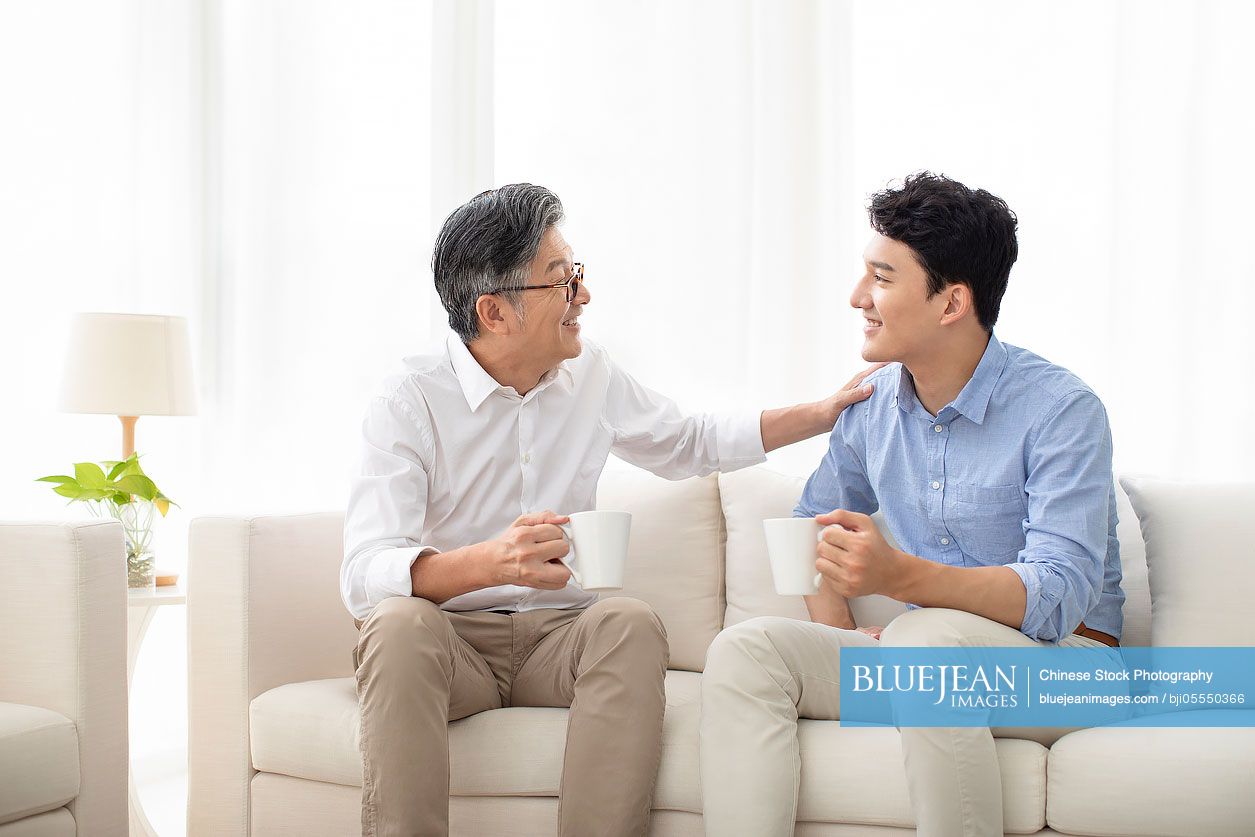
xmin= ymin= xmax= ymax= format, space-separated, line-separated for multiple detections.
xmin=698 ymin=608 xmax=1109 ymax=837
xmin=355 ymin=596 xmax=669 ymax=837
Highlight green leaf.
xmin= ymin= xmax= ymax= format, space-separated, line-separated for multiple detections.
xmin=53 ymin=483 xmax=85 ymax=499
xmin=114 ymin=474 xmax=157 ymax=501
xmin=107 ymin=454 xmax=145 ymax=480
xmin=74 ymin=462 xmax=107 ymax=490
xmin=35 ymin=475 xmax=77 ymax=486
xmin=109 ymin=492 xmax=131 ymax=506
xmin=75 ymin=488 xmax=110 ymax=501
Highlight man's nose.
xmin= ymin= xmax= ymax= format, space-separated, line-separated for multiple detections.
xmin=575 ymin=280 xmax=591 ymax=306
xmin=850 ymin=278 xmax=871 ymax=310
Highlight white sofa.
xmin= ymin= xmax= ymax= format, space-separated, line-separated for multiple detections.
xmin=0 ymin=521 xmax=128 ymax=837
xmin=187 ymin=466 xmax=1255 ymax=836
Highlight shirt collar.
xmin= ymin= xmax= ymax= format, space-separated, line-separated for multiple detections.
xmin=446 ymin=334 xmax=576 ymax=411
xmin=447 ymin=334 xmax=500 ymax=411
xmin=950 ymin=333 xmax=1007 ymax=425
xmin=893 ymin=333 xmax=1008 ymax=425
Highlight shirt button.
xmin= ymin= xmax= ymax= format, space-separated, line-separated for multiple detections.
xmin=931 ymin=480 xmax=942 ymax=490
xmin=940 ymin=537 xmax=950 ymax=545
xmin=522 ymin=453 xmax=532 ymax=464
xmin=934 ymin=424 xmax=944 ymax=432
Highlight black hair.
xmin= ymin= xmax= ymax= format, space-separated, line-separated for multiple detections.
xmin=868 ymin=172 xmax=1018 ymax=331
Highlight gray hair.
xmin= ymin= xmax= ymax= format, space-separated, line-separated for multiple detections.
xmin=431 ymin=184 xmax=566 ymax=342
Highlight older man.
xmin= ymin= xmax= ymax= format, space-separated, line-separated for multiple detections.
xmin=343 ymin=183 xmax=879 ymax=837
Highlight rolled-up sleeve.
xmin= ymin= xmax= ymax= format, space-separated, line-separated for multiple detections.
xmin=603 ymin=355 xmax=765 ymax=479
xmin=1006 ymin=390 xmax=1113 ymax=642
xmin=341 ymin=394 xmax=439 ymax=621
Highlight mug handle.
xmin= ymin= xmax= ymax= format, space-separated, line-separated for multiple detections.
xmin=557 ymin=522 xmax=583 ymax=588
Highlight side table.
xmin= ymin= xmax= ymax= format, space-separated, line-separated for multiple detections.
xmin=127 ymin=584 xmax=186 ymax=836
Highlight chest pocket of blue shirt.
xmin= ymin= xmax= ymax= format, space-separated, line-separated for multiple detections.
xmin=945 ymin=482 xmax=1027 ymax=563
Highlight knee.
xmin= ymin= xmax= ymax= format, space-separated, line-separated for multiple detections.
xmin=359 ymin=595 xmax=448 ymax=649
xmin=586 ymin=597 xmax=668 ymax=659
xmin=879 ymin=607 xmax=982 ymax=647
xmin=589 ymin=596 xmax=666 ymax=636
xmin=703 ymin=616 xmax=794 ymax=676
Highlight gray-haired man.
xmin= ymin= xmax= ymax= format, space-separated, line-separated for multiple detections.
xmin=344 ymin=184 xmax=879 ymax=836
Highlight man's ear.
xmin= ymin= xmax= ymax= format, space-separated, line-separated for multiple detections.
xmin=939 ymin=283 xmax=973 ymax=326
xmin=475 ymin=293 xmax=518 ymax=337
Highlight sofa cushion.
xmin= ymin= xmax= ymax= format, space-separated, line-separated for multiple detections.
xmin=0 ymin=703 xmax=79 ymax=826
xmin=0 ymin=808 xmax=76 ymax=837
xmin=718 ymin=468 xmax=906 ymax=631
xmin=249 ymin=670 xmax=704 ymax=801
xmin=595 ymin=469 xmax=726 ymax=671
xmin=1120 ymin=477 xmax=1255 ymax=645
xmin=249 ymin=672 xmax=1047 ymax=830
xmin=796 ymin=726 xmax=1048 ymax=833
xmin=1047 ymin=713 xmax=1255 ymax=835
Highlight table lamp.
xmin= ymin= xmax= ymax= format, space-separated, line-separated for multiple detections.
xmin=58 ymin=313 xmax=198 ymax=458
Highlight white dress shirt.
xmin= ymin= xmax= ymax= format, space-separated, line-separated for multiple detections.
xmin=341 ymin=334 xmax=766 ymax=620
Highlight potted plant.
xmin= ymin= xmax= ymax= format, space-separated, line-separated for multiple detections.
xmin=36 ymin=453 xmax=177 ymax=589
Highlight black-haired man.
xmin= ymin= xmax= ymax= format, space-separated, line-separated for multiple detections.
xmin=699 ymin=173 xmax=1124 ymax=837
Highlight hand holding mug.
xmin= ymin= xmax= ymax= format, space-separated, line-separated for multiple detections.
xmin=814 ymin=509 xmax=901 ymax=598
xmin=485 ymin=510 xmax=572 ymax=590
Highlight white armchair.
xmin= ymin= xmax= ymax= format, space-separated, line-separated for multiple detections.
xmin=0 ymin=520 xmax=128 ymax=836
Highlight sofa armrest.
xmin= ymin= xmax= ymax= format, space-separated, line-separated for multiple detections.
xmin=0 ymin=520 xmax=128 ymax=835
xmin=187 ymin=513 xmax=356 ymax=835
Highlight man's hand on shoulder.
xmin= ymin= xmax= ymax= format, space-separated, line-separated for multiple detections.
xmin=483 ymin=511 xmax=573 ymax=590
xmin=819 ymin=363 xmax=888 ymax=428
xmin=814 ymin=509 xmax=906 ymax=599
xmin=760 ymin=363 xmax=887 ymax=453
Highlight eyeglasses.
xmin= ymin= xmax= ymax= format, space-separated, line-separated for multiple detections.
xmin=492 ymin=263 xmax=585 ymax=303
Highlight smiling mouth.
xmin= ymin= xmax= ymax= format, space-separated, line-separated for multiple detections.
xmin=864 ymin=318 xmax=883 ymax=328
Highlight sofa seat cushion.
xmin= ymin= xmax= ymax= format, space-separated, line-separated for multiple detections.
xmin=249 ymin=670 xmax=705 ymax=799
xmin=791 ymin=724 xmax=1047 ymax=833
xmin=0 ymin=703 xmax=79 ymax=826
xmin=249 ymin=671 xmax=1047 ymax=830
xmin=1047 ymin=713 xmax=1255 ymax=836
xmin=0 ymin=808 xmax=76 ymax=837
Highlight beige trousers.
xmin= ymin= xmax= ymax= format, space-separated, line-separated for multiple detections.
xmin=355 ymin=595 xmax=669 ymax=837
xmin=698 ymin=608 xmax=1108 ymax=837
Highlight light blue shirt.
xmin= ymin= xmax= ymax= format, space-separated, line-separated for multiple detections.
xmin=795 ymin=334 xmax=1124 ymax=643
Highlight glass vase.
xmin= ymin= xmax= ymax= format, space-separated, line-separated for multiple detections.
xmin=97 ymin=500 xmax=157 ymax=590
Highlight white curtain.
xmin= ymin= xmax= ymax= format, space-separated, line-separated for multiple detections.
xmin=206 ymin=0 xmax=436 ymax=515
xmin=494 ymin=0 xmax=1255 ymax=481
xmin=3 ymin=0 xmax=1253 ymax=548
xmin=0 ymin=0 xmax=203 ymax=558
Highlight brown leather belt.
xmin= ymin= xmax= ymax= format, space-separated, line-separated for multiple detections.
xmin=1074 ymin=621 xmax=1119 ymax=647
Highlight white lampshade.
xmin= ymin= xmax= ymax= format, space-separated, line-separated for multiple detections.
xmin=59 ymin=313 xmax=198 ymax=416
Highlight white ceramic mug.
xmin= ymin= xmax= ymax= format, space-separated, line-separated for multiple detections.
xmin=763 ymin=517 xmax=824 ymax=595
xmin=559 ymin=510 xmax=632 ymax=591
